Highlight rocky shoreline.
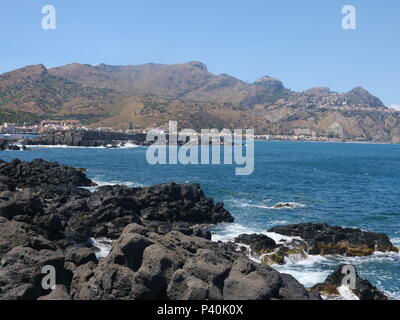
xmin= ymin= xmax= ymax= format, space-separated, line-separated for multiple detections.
xmin=0 ymin=159 xmax=396 ymax=300
xmin=24 ymin=131 xmax=151 ymax=148
xmin=0 ymin=139 xmax=28 ymax=152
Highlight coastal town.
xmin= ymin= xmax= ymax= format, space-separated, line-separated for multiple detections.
xmin=0 ymin=120 xmax=141 ymax=135
xmin=1 ymin=119 xmax=400 ymax=145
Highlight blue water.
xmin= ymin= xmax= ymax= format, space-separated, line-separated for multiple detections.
xmin=1 ymin=141 xmax=399 ymax=299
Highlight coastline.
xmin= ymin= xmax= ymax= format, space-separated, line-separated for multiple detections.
xmin=256 ymin=138 xmax=400 ymax=146
xmin=0 ymin=157 xmax=398 ymax=300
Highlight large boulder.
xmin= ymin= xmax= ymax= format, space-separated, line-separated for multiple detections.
xmin=64 ymin=247 xmax=98 ymax=266
xmin=0 ymin=189 xmax=43 ymax=220
xmin=310 ymin=264 xmax=388 ymax=300
xmin=93 ymin=183 xmax=234 ymax=225
xmin=0 ymin=247 xmax=67 ymax=300
xmin=0 ymin=217 xmax=54 ymax=259
xmin=268 ymin=223 xmax=398 ymax=256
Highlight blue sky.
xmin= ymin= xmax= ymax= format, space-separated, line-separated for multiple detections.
xmin=1 ymin=0 xmax=399 ymax=106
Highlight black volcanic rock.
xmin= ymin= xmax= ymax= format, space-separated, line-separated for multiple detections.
xmin=0 ymin=139 xmax=23 ymax=152
xmin=0 ymin=159 xmax=390 ymax=301
xmin=69 ymin=183 xmax=233 ymax=240
xmin=234 ymin=234 xmax=277 ymax=255
xmin=0 ymin=217 xmax=54 ymax=259
xmin=64 ymin=247 xmax=98 ymax=266
xmin=0 ymin=183 xmax=233 ymax=243
xmin=73 ymin=223 xmax=319 ymax=300
xmin=0 ymin=159 xmax=94 ymax=190
xmin=37 ymin=285 xmax=72 ymax=300
xmin=268 ymin=223 xmax=398 ymax=256
xmin=25 ymin=131 xmax=149 ymax=147
xmin=0 ymin=246 xmax=67 ymax=300
xmin=310 ymin=264 xmax=388 ymax=300
xmin=0 ymin=159 xmax=242 ymax=300
xmin=0 ymin=160 xmax=233 ymax=244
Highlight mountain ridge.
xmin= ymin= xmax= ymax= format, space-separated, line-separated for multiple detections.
xmin=1 ymin=62 xmax=398 ymax=141
xmin=49 ymin=61 xmax=385 ymax=109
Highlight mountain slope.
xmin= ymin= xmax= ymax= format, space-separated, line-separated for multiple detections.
xmin=49 ymin=61 xmax=289 ymax=107
xmin=49 ymin=61 xmax=385 ymax=111
xmin=0 ymin=62 xmax=398 ymax=141
xmin=0 ymin=64 xmax=128 ymax=123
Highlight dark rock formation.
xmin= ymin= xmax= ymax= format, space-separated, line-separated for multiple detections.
xmin=0 ymin=217 xmax=54 ymax=259
xmin=64 ymin=182 xmax=233 ymax=240
xmin=0 ymin=158 xmax=322 ymax=300
xmin=24 ymin=131 xmax=149 ymax=147
xmin=0 ymin=158 xmax=94 ymax=190
xmin=0 ymin=247 xmax=67 ymax=300
xmin=0 ymin=139 xmax=26 ymax=151
xmin=268 ymin=223 xmax=398 ymax=256
xmin=0 ymin=160 xmax=233 ymax=244
xmin=73 ymin=224 xmax=319 ymax=300
xmin=234 ymin=233 xmax=307 ymax=266
xmin=64 ymin=247 xmax=98 ymax=267
xmin=0 ymin=159 xmax=391 ymax=300
xmin=234 ymin=234 xmax=277 ymax=255
xmin=310 ymin=264 xmax=388 ymax=300
xmin=37 ymin=285 xmax=72 ymax=300
xmin=260 ymin=240 xmax=308 ymax=266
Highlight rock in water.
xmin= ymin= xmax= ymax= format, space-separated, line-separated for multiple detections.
xmin=0 ymin=158 xmax=94 ymax=190
xmin=234 ymin=234 xmax=277 ymax=255
xmin=310 ymin=264 xmax=388 ymax=300
xmin=268 ymin=223 xmax=398 ymax=256
xmin=0 ymin=163 xmax=234 ymax=243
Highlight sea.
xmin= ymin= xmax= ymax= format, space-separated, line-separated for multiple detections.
xmin=1 ymin=140 xmax=399 ymax=299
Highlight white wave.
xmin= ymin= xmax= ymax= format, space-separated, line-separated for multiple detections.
xmin=333 ymin=251 xmax=400 ymax=268
xmin=272 ymin=202 xmax=306 ymax=209
xmin=211 ymin=223 xmax=301 ymax=245
xmin=211 ymin=223 xmax=258 ymax=242
xmin=212 ymin=223 xmax=399 ymax=298
xmin=268 ymin=220 xmax=290 ymax=225
xmin=264 ymin=231 xmax=301 ymax=244
xmin=117 ymin=142 xmax=140 ymax=149
xmin=90 ymin=238 xmax=113 ymax=258
xmin=280 ymin=268 xmax=330 ymax=288
xmin=81 ymin=179 xmax=146 ymax=192
xmin=391 ymin=237 xmax=400 ymax=247
xmin=93 ymin=179 xmax=145 ymax=188
xmin=383 ymin=290 xmax=400 ymax=300
xmin=28 ymin=143 xmax=141 ymax=149
xmin=29 ymin=145 xmax=106 ymax=149
xmin=337 ymin=285 xmax=360 ymax=300
xmin=241 ymin=202 xmax=305 ymax=210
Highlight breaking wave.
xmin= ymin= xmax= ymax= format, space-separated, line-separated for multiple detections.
xmin=211 ymin=222 xmax=400 ymax=299
xmin=28 ymin=142 xmax=141 ymax=149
